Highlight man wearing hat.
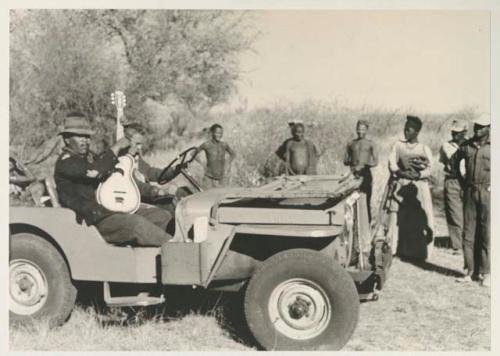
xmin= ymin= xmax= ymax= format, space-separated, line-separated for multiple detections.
xmin=343 ymin=119 xmax=379 ymax=221
xmin=387 ymin=115 xmax=435 ymax=260
xmin=452 ymin=113 xmax=490 ymax=287
xmin=54 ymin=112 xmax=174 ymax=246
xmin=438 ymin=120 xmax=468 ymax=254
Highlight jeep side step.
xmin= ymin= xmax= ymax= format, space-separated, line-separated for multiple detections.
xmin=103 ymin=282 xmax=165 ymax=307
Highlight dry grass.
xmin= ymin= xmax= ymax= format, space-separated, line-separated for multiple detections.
xmin=10 ymin=248 xmax=490 ymax=351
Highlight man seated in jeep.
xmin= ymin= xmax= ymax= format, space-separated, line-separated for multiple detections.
xmin=121 ymin=120 xmax=186 ymax=213
xmin=54 ymin=112 xmax=174 ymax=246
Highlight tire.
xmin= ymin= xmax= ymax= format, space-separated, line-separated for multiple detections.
xmin=244 ymin=248 xmax=359 ymax=350
xmin=10 ymin=233 xmax=77 ymax=327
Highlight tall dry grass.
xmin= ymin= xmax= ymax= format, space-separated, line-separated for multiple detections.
xmin=146 ymin=101 xmax=478 ymax=232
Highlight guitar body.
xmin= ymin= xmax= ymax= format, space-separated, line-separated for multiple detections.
xmin=97 ymin=154 xmax=141 ymax=214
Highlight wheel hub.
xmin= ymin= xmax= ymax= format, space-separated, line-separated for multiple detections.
xmin=10 ymin=260 xmax=48 ymax=315
xmin=289 ymin=296 xmax=311 ymax=319
xmin=268 ymin=278 xmax=332 ymax=340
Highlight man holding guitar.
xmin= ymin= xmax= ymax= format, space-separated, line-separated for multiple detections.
xmin=54 ymin=112 xmax=174 ymax=247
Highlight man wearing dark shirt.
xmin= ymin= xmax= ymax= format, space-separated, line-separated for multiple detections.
xmin=438 ymin=120 xmax=467 ymax=254
xmin=452 ymin=114 xmax=490 ymax=287
xmin=343 ymin=119 xmax=378 ymax=221
xmin=197 ymin=124 xmax=236 ymax=189
xmin=54 ymin=113 xmax=173 ymax=246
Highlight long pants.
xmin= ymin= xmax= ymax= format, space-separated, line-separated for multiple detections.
xmin=358 ymin=168 xmax=373 ymax=222
xmin=96 ymin=205 xmax=173 ymax=246
xmin=463 ymin=184 xmax=490 ymax=275
xmin=444 ymin=178 xmax=464 ymax=250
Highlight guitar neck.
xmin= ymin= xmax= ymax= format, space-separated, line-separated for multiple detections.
xmin=116 ymin=107 xmax=124 ymax=141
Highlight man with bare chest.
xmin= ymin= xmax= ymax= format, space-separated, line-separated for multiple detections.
xmin=284 ymin=123 xmax=318 ymax=175
xmin=197 ymin=124 xmax=236 ymax=188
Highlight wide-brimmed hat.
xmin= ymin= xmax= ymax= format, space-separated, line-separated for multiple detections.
xmin=59 ymin=114 xmax=95 ymax=136
xmin=450 ymin=120 xmax=467 ymax=132
xmin=472 ymin=113 xmax=491 ymax=127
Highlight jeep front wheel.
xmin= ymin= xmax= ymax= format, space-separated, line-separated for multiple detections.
xmin=244 ymin=249 xmax=359 ymax=350
xmin=10 ymin=233 xmax=77 ymax=327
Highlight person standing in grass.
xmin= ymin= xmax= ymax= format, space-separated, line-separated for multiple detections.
xmin=343 ymin=119 xmax=378 ymax=221
xmin=438 ymin=120 xmax=468 ymax=255
xmin=283 ymin=122 xmax=319 ymax=175
xmin=452 ymin=114 xmax=490 ymax=287
xmin=197 ymin=124 xmax=236 ymax=189
xmin=387 ymin=115 xmax=434 ymax=261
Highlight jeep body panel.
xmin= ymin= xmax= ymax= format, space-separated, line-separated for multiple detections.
xmin=10 ymin=207 xmax=160 ymax=283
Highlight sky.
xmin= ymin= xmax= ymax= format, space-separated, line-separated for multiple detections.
xmin=222 ymin=10 xmax=490 ymax=114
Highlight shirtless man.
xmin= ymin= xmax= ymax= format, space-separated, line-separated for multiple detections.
xmin=284 ymin=123 xmax=319 ymax=175
xmin=197 ymin=124 xmax=236 ymax=189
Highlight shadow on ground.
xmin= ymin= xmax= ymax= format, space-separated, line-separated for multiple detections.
xmin=73 ymin=282 xmax=259 ymax=349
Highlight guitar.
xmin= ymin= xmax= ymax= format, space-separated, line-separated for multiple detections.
xmin=96 ymin=90 xmax=141 ymax=214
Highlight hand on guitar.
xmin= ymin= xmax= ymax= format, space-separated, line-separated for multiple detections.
xmin=111 ymin=137 xmax=131 ymax=156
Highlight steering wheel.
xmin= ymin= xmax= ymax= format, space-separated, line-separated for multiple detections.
xmin=157 ymin=146 xmax=200 ymax=185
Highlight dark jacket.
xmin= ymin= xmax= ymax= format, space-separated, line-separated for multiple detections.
xmin=451 ymin=136 xmax=490 ymax=186
xmin=54 ymin=147 xmax=118 ymax=225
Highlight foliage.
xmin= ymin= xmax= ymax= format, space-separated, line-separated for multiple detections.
xmin=9 ymin=9 xmax=257 ymax=162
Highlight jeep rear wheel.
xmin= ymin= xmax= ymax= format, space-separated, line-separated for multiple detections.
xmin=10 ymin=233 xmax=77 ymax=327
xmin=244 ymin=249 xmax=359 ymax=350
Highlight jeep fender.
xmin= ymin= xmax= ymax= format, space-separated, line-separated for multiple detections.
xmin=203 ymin=224 xmax=345 ymax=288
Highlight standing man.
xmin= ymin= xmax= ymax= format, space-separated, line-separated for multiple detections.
xmin=438 ymin=120 xmax=467 ymax=255
xmin=453 ymin=114 xmax=490 ymax=287
xmin=197 ymin=124 xmax=236 ymax=189
xmin=343 ymin=119 xmax=378 ymax=221
xmin=54 ymin=113 xmax=174 ymax=246
xmin=284 ymin=122 xmax=319 ymax=175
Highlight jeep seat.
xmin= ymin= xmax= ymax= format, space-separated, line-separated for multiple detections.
xmin=44 ymin=175 xmax=61 ymax=207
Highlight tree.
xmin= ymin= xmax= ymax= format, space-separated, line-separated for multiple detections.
xmin=10 ymin=9 xmax=257 ymax=164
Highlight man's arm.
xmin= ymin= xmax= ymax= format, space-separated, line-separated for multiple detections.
xmin=418 ymin=145 xmax=433 ymax=179
xmin=134 ymin=178 xmax=160 ymax=200
xmin=343 ymin=142 xmax=352 ymax=166
xmin=224 ymin=142 xmax=236 ymax=163
xmin=55 ymin=149 xmax=118 ymax=181
xmin=450 ymin=144 xmax=466 ymax=182
xmin=388 ymin=142 xmax=400 ymax=174
xmin=194 ymin=143 xmax=207 ymax=166
xmin=137 ymin=157 xmax=165 ymax=183
xmin=10 ymin=163 xmax=36 ymax=186
xmin=306 ymin=142 xmax=319 ymax=174
xmin=369 ymin=141 xmax=379 ymax=167
xmin=284 ymin=141 xmax=293 ymax=175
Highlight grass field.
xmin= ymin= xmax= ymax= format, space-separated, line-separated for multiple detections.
xmin=10 ymin=102 xmax=489 ymax=351
xmin=10 ymin=247 xmax=490 ymax=351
